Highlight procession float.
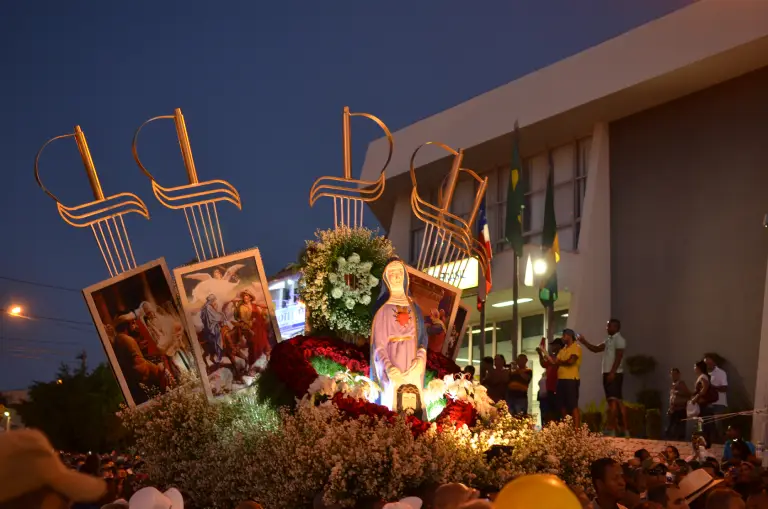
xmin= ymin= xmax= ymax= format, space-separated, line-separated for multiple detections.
xmin=34 ymin=107 xmax=618 ymax=509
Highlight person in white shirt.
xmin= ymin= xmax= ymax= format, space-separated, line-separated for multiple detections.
xmin=578 ymin=319 xmax=629 ymax=437
xmin=704 ymin=354 xmax=728 ymax=442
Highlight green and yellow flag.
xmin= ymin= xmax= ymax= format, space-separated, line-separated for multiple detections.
xmin=539 ymin=150 xmax=560 ymax=308
xmin=504 ymin=122 xmax=525 ymax=254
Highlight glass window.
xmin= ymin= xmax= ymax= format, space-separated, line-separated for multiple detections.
xmin=552 ymin=144 xmax=575 ymax=185
xmin=554 ymin=183 xmax=575 ymax=226
xmin=495 ymin=320 xmax=515 ymax=364
xmin=410 ymin=228 xmax=424 ymax=265
xmin=557 ymin=226 xmax=574 ymax=254
xmin=528 ymin=154 xmax=548 ymax=192
xmin=578 ymin=138 xmax=591 ymax=178
xmin=521 ymin=314 xmax=545 ymax=339
xmin=450 ymin=179 xmax=476 ymax=217
xmin=456 ymin=328 xmax=473 ymax=369
xmin=553 ymin=309 xmax=569 ymax=336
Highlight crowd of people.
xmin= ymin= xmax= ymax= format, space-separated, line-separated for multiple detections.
xmin=474 ymin=318 xmax=733 ymax=445
xmin=584 ymin=425 xmax=767 ymax=509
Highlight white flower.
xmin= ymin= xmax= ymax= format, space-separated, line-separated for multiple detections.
xmin=331 ymin=287 xmax=343 ymax=299
xmin=345 ymin=298 xmax=355 ymax=310
xmin=308 ymin=375 xmax=337 ymax=397
xmin=369 ymin=275 xmax=379 ymax=287
xmin=347 ymin=253 xmax=361 ymax=264
xmin=337 ymin=257 xmax=347 ymax=266
xmin=360 ymin=294 xmax=371 ymax=305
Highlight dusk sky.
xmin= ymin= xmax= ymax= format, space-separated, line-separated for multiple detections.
xmin=0 ymin=0 xmax=693 ymax=389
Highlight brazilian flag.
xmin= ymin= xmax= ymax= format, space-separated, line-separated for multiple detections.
xmin=539 ymin=150 xmax=560 ymax=308
xmin=504 ymin=122 xmax=526 ymax=254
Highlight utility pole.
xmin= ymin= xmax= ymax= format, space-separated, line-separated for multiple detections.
xmin=76 ymin=350 xmax=87 ymax=374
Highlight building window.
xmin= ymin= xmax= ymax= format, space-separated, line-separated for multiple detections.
xmin=482 ymin=137 xmax=591 ymax=253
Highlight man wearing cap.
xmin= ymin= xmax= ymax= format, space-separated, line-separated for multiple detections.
xmin=577 ymin=318 xmax=629 ymax=437
xmin=0 ymin=429 xmax=107 ymax=509
xmin=545 ymin=328 xmax=582 ymax=428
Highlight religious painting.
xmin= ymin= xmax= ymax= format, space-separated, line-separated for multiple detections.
xmin=442 ymin=303 xmax=469 ymax=361
xmin=83 ymin=258 xmax=205 ymax=408
xmin=404 ymin=265 xmax=462 ymax=356
xmin=173 ymin=248 xmax=282 ymax=398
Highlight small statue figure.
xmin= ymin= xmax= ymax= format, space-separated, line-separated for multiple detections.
xmin=370 ymin=259 xmax=428 ymax=418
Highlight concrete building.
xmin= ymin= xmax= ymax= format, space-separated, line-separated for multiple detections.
xmin=361 ymin=1 xmax=768 ymax=436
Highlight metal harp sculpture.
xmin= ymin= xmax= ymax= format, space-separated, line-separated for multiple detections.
xmin=132 ymin=108 xmax=241 ymax=262
xmin=34 ymin=126 xmax=150 ymax=277
xmin=410 ymin=142 xmax=489 ymax=288
xmin=309 ymin=106 xmax=394 ymax=229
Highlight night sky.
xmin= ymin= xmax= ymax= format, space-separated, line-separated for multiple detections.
xmin=0 ymin=0 xmax=693 ymax=389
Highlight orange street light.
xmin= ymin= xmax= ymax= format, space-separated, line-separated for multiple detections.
xmin=8 ymin=305 xmax=23 ymax=317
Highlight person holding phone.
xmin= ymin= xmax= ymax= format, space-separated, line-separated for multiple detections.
xmin=544 ymin=329 xmax=582 ymax=428
xmin=577 ymin=318 xmax=629 ymax=437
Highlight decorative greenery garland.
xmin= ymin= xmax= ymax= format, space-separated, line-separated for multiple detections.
xmin=299 ymin=227 xmax=394 ymax=337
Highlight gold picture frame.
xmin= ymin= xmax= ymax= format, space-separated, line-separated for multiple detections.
xmin=82 ymin=258 xmax=208 ymax=409
xmin=173 ymin=247 xmax=282 ymax=399
xmin=405 ymin=264 xmax=462 ymax=357
xmin=443 ymin=303 xmax=470 ymax=361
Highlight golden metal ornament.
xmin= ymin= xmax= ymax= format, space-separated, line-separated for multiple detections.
xmin=309 ymin=106 xmax=394 ymax=229
xmin=132 ymin=108 xmax=241 ymax=262
xmin=34 ymin=125 xmax=150 ymax=277
xmin=409 ymin=142 xmax=489 ymax=289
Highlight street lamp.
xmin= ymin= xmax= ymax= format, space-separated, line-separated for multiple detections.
xmin=8 ymin=306 xmax=22 ymax=317
xmin=3 ymin=411 xmax=9 ymax=432
xmin=533 ymin=259 xmax=548 ymax=276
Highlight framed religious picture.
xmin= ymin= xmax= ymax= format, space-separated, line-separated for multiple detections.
xmin=404 ymin=265 xmax=462 ymax=356
xmin=443 ymin=303 xmax=470 ymax=361
xmin=173 ymin=247 xmax=282 ymax=398
xmin=83 ymin=258 xmax=207 ymax=409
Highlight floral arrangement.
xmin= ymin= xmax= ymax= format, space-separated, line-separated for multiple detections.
xmin=258 ymin=335 xmax=463 ymax=411
xmin=423 ymin=375 xmax=496 ymax=422
xmin=299 ymin=227 xmax=394 ymax=337
xmin=426 ymin=349 xmax=462 ymax=380
xmin=121 ymin=385 xmax=568 ymax=509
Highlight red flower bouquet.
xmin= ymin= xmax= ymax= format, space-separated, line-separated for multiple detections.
xmin=267 ymin=336 xmax=370 ymax=398
xmin=435 ymin=398 xmax=478 ymax=430
xmin=426 ymin=349 xmax=462 ymax=380
xmin=331 ymin=393 xmax=431 ymax=437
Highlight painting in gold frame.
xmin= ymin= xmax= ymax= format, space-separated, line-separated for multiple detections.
xmin=443 ymin=303 xmax=470 ymax=361
xmin=83 ymin=258 xmax=207 ymax=408
xmin=173 ymin=247 xmax=282 ymax=398
xmin=404 ymin=265 xmax=462 ymax=357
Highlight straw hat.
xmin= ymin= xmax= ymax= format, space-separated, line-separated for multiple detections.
xmin=0 ymin=429 xmax=107 ymax=503
xmin=678 ymin=469 xmax=723 ymax=503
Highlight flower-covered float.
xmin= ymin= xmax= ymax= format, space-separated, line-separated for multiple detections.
xmin=122 ymin=227 xmax=620 ymax=509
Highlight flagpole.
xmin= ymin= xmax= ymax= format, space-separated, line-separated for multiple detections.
xmin=478 ymin=263 xmax=487 ymax=363
xmin=512 ymin=252 xmax=520 ymax=361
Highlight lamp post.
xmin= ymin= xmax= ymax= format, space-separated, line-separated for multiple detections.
xmin=3 ymin=411 xmax=9 ymax=432
xmin=1 ymin=304 xmax=25 ymax=388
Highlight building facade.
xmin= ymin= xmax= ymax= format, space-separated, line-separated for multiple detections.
xmin=360 ymin=1 xmax=768 ymax=437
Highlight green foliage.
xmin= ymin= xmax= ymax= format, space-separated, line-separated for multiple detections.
xmin=637 ymin=389 xmax=663 ymax=410
xmin=310 ymin=357 xmax=348 ymax=378
xmin=15 ymin=363 xmax=126 ymax=452
xmin=624 ymin=402 xmax=646 ymax=438
xmin=645 ymin=409 xmax=662 ymax=439
xmin=626 ymin=355 xmax=657 ymax=377
xmin=253 ymin=366 xmax=297 ymax=411
xmin=299 ymin=227 xmax=394 ymax=337
xmin=425 ymin=370 xmax=438 ymax=387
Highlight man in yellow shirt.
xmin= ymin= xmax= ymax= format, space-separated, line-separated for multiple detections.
xmin=548 ymin=328 xmax=582 ymax=428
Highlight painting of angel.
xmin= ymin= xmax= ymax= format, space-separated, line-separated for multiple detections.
xmin=173 ymin=248 xmax=282 ymax=398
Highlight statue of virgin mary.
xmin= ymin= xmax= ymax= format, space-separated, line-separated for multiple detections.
xmin=370 ymin=258 xmax=428 ymax=416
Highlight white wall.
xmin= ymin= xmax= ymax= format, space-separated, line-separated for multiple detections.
xmin=752 ymin=258 xmax=768 ymax=444
xmin=565 ymin=122 xmax=612 ymax=407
